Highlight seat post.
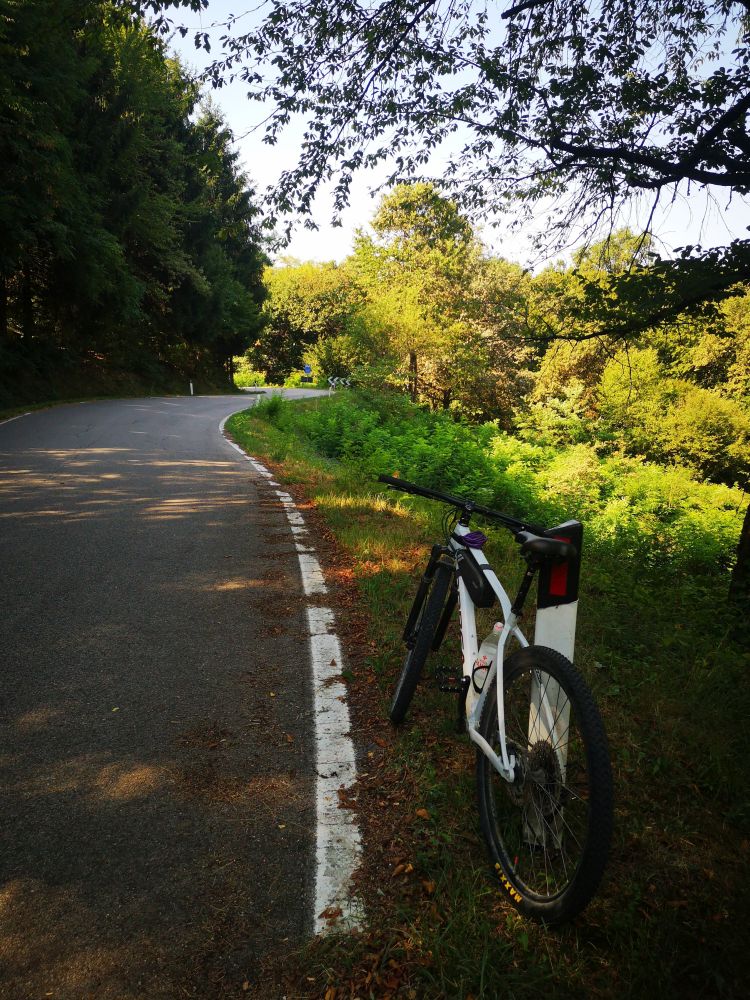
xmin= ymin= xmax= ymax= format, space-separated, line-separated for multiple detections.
xmin=510 ymin=563 xmax=537 ymax=616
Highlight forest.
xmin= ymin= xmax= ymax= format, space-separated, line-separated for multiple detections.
xmin=0 ymin=0 xmax=267 ymax=407
xmin=4 ymin=1 xmax=747 ymax=601
xmin=238 ymin=182 xmax=750 ymax=603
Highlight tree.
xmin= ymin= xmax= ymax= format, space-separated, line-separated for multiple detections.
xmin=350 ymin=183 xmax=483 ymax=407
xmin=168 ymin=101 xmax=267 ymax=382
xmin=0 ymin=1 xmax=267 ymax=405
xmin=56 ymin=9 xmax=198 ymax=357
xmin=0 ymin=0 xmax=100 ymax=343
xmin=719 ymin=291 xmax=750 ymax=397
xmin=461 ymin=256 xmax=537 ymax=424
xmin=255 ymin=261 xmax=365 ymax=381
xmin=200 ymin=1 xmax=749 ymax=287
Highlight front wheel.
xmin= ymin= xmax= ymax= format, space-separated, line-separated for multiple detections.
xmin=389 ymin=562 xmax=453 ymax=724
xmin=476 ymin=645 xmax=613 ymax=924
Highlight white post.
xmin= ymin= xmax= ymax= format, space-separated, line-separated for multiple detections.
xmin=189 ymin=381 xmax=194 ymax=396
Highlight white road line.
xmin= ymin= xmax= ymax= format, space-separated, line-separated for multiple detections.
xmin=0 ymin=412 xmax=31 ymax=428
xmin=218 ymin=412 xmax=362 ymax=933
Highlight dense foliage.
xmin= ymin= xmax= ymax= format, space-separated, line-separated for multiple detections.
xmin=0 ymin=0 xmax=266 ymax=407
xmin=197 ymin=0 xmax=750 ymax=310
xmin=249 ymin=187 xmax=750 ymax=483
xmin=243 ymin=184 xmax=750 ymax=598
xmin=266 ymin=390 xmax=745 ymax=575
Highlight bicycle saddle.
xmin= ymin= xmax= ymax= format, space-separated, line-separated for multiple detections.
xmin=515 ymin=531 xmax=577 ymax=562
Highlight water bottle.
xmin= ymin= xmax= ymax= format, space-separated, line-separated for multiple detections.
xmin=466 ymin=622 xmax=503 ymax=718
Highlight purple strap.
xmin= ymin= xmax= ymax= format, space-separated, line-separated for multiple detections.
xmin=462 ymin=531 xmax=488 ymax=549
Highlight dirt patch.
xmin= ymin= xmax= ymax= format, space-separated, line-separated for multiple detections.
xmin=177 ymin=724 xmax=234 ymax=750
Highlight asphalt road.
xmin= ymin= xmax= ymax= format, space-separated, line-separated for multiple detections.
xmin=0 ymin=394 xmax=321 ymax=998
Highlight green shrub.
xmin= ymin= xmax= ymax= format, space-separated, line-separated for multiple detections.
xmin=596 ymin=347 xmax=750 ymax=483
xmin=254 ymin=394 xmax=284 ymax=421
xmin=278 ymin=392 xmax=745 ymax=575
xmin=232 ymin=359 xmax=267 ymax=387
xmin=657 ymin=387 xmax=750 ymax=484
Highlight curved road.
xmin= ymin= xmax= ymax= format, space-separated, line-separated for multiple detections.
xmin=0 ymin=394 xmax=323 ymax=998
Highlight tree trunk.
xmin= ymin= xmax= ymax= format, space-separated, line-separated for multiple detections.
xmin=442 ymin=387 xmax=451 ymax=409
xmin=22 ymin=262 xmax=33 ymax=338
xmin=409 ymin=350 xmax=417 ymax=403
xmin=0 ymin=273 xmax=7 ymax=340
xmin=729 ymin=502 xmax=750 ymax=608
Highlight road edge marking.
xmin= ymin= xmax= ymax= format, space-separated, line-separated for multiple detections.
xmin=218 ymin=413 xmax=363 ymax=934
xmin=0 ymin=412 xmax=31 ymax=428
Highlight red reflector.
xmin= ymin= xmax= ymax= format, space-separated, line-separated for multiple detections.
xmin=549 ymin=561 xmax=569 ymax=597
xmin=548 ymin=537 xmax=571 ymax=597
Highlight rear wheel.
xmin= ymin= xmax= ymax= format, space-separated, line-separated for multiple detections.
xmin=476 ymin=645 xmax=612 ymax=924
xmin=389 ymin=562 xmax=453 ymax=724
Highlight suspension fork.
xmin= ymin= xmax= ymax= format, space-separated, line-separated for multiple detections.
xmin=433 ymin=584 xmax=457 ymax=651
xmin=402 ymin=544 xmax=449 ymax=645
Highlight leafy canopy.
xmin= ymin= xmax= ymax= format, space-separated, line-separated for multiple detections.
xmin=195 ymin=1 xmax=750 ymax=243
xmin=0 ymin=0 xmax=267 ymax=403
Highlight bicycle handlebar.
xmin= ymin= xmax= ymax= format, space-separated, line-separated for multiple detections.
xmin=377 ymin=474 xmax=546 ymax=535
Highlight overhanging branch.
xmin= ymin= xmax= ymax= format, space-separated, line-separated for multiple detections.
xmin=548 ymin=136 xmax=750 ymax=189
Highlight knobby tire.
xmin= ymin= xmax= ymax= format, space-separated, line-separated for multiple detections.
xmin=476 ymin=645 xmax=613 ymax=924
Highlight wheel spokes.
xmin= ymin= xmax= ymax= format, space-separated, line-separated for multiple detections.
xmin=490 ymin=667 xmax=591 ymax=899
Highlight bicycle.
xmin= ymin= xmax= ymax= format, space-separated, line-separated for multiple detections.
xmin=378 ymin=474 xmax=613 ymax=925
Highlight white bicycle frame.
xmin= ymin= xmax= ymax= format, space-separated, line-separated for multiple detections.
xmin=451 ymin=523 xmax=578 ymax=785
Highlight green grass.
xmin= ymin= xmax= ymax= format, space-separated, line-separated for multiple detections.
xmin=227 ymin=395 xmax=749 ymax=1000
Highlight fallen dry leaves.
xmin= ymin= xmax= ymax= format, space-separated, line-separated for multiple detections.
xmin=235 ymin=457 xmax=466 ymax=999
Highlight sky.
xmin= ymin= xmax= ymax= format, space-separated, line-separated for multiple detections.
xmin=166 ymin=1 xmax=750 ymax=269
